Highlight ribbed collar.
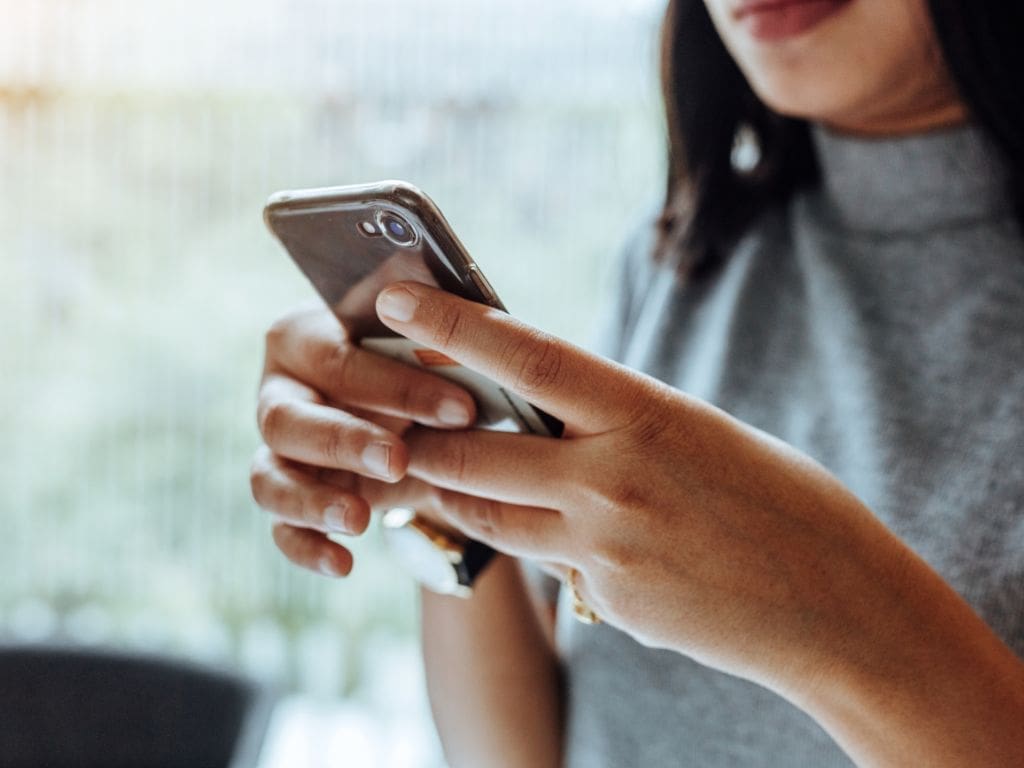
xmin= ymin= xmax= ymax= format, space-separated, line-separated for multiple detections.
xmin=810 ymin=123 xmax=1012 ymax=234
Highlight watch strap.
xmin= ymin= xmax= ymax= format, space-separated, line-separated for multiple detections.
xmin=458 ymin=540 xmax=497 ymax=587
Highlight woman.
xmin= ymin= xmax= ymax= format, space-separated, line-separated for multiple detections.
xmin=250 ymin=0 xmax=1024 ymax=764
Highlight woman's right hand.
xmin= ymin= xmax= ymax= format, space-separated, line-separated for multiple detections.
xmin=249 ymin=304 xmax=478 ymax=577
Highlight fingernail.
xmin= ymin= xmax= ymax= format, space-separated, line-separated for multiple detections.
xmin=362 ymin=441 xmax=392 ymax=478
xmin=319 ymin=555 xmax=338 ymax=577
xmin=377 ymin=288 xmax=417 ymax=322
xmin=324 ymin=503 xmax=349 ymax=533
xmin=437 ymin=398 xmax=471 ymax=427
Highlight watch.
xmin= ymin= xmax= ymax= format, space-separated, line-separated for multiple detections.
xmin=380 ymin=507 xmax=496 ymax=598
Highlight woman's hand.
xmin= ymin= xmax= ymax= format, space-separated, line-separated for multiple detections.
xmin=372 ymin=282 xmax=1024 ymax=722
xmin=372 ymin=281 xmax=890 ymax=685
xmin=249 ymin=304 xmax=478 ymax=577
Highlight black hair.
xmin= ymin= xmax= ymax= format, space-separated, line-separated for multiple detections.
xmin=656 ymin=0 xmax=1024 ymax=275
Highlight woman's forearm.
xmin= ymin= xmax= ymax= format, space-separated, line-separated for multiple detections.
xmin=420 ymin=554 xmax=563 ymax=768
xmin=789 ymin=543 xmax=1024 ymax=767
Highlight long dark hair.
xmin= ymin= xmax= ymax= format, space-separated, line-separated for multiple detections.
xmin=656 ymin=0 xmax=1024 ymax=276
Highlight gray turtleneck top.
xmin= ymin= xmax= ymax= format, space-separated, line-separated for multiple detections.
xmin=557 ymin=125 xmax=1024 ymax=766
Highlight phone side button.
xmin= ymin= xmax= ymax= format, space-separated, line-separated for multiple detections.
xmin=466 ymin=266 xmax=499 ymax=305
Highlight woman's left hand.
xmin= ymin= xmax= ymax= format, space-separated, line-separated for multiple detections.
xmin=374 ymin=281 xmax=923 ymax=698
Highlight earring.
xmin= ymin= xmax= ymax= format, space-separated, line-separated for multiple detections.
xmin=731 ymin=122 xmax=762 ymax=175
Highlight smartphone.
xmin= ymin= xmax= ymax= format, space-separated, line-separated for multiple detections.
xmin=264 ymin=181 xmax=562 ymax=592
xmin=264 ymin=180 xmax=563 ymax=436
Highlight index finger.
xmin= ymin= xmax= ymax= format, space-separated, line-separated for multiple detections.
xmin=374 ymin=282 xmax=648 ymax=433
xmin=265 ymin=306 xmax=477 ymax=429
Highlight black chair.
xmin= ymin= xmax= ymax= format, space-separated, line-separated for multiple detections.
xmin=0 ymin=644 xmax=275 ymax=768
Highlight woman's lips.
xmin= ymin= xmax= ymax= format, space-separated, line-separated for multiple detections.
xmin=733 ymin=0 xmax=854 ymax=42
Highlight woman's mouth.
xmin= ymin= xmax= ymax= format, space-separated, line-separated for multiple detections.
xmin=733 ymin=0 xmax=855 ymax=42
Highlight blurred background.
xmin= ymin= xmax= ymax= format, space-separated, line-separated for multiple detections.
xmin=0 ymin=0 xmax=664 ymax=764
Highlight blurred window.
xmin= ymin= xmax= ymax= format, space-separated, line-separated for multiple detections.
xmin=0 ymin=1 xmax=664 ymax=764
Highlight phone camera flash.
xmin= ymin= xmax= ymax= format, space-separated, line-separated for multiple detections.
xmin=358 ymin=220 xmax=381 ymax=236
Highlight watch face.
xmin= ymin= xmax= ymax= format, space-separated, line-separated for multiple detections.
xmin=382 ymin=510 xmax=468 ymax=596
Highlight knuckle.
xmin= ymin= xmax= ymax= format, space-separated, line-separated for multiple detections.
xmin=428 ymin=484 xmax=451 ymax=518
xmin=249 ymin=445 xmax=271 ymax=484
xmin=264 ymin=316 xmax=292 ymax=358
xmin=251 ymin=463 xmax=303 ymax=522
xmin=300 ymin=494 xmax=324 ymax=529
xmin=435 ymin=437 xmax=471 ymax=485
xmin=317 ymin=423 xmax=350 ymax=466
xmin=270 ymin=521 xmax=289 ymax=548
xmin=392 ymin=377 xmax=422 ymax=417
xmin=265 ymin=308 xmax=315 ymax=357
xmin=431 ymin=304 xmax=465 ymax=350
xmin=272 ymin=483 xmax=307 ymax=526
xmin=271 ymin=522 xmax=304 ymax=563
xmin=312 ymin=338 xmax=356 ymax=389
xmin=589 ymin=538 xmax=638 ymax=573
xmin=591 ymin=466 xmax=648 ymax=513
xmin=470 ymin=497 xmax=504 ymax=540
xmin=501 ymin=332 xmax=565 ymax=398
xmin=631 ymin=412 xmax=668 ymax=454
xmin=257 ymin=399 xmax=291 ymax=444
xmin=282 ymin=486 xmax=306 ymax=525
xmin=448 ymin=445 xmax=470 ymax=485
xmin=249 ymin=461 xmax=270 ymax=507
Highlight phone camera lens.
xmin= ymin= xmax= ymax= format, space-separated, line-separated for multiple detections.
xmin=376 ymin=211 xmax=418 ymax=248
